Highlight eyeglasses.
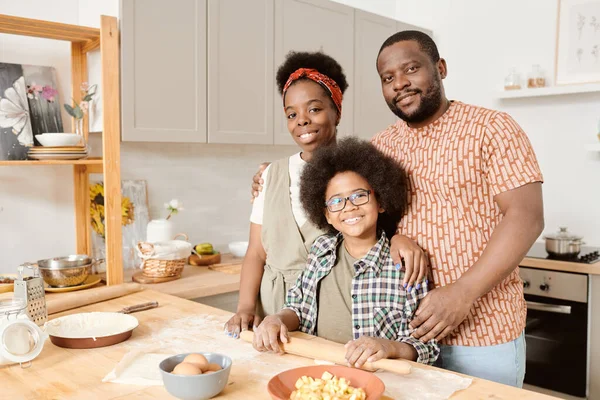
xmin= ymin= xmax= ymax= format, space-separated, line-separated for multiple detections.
xmin=325 ymin=190 xmax=371 ymax=212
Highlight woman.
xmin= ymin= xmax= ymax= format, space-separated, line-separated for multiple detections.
xmin=224 ymin=51 xmax=349 ymax=337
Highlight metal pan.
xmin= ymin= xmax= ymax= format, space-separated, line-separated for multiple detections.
xmin=47 ymin=302 xmax=158 ymax=349
xmin=37 ymin=255 xmax=98 ymax=269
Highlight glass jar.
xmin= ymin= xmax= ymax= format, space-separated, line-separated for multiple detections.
xmin=504 ymin=68 xmax=522 ymax=90
xmin=527 ymin=64 xmax=546 ymax=88
xmin=0 ymin=298 xmax=46 ymax=367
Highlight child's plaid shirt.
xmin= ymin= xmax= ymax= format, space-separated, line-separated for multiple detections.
xmin=284 ymin=231 xmax=440 ymax=365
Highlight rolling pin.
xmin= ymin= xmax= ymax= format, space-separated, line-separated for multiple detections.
xmin=240 ymin=330 xmax=411 ymax=375
xmin=46 ymin=283 xmax=143 ymax=315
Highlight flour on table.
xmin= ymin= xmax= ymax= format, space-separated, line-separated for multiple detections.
xmin=111 ymin=314 xmax=471 ymax=398
xmin=125 ymin=314 xmax=303 ymax=380
xmin=377 ymin=368 xmax=472 ymax=400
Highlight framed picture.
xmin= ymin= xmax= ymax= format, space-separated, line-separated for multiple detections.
xmin=90 ymin=180 xmax=150 ymax=270
xmin=0 ymin=63 xmax=64 ymax=160
xmin=555 ymin=0 xmax=600 ymax=85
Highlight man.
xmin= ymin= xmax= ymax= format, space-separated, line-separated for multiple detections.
xmin=252 ymin=31 xmax=543 ymax=386
xmin=373 ymin=30 xmax=544 ymax=386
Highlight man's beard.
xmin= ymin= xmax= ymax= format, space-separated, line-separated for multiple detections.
xmin=387 ymin=77 xmax=443 ymax=124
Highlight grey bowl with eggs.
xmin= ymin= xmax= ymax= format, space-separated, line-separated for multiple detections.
xmin=159 ymin=352 xmax=232 ymax=400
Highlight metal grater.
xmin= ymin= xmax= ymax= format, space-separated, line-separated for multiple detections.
xmin=13 ymin=264 xmax=47 ymax=326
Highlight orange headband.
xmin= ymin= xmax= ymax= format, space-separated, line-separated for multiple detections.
xmin=283 ymin=68 xmax=343 ymax=116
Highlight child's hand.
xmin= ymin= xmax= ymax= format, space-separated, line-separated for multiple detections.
xmin=344 ymin=336 xmax=396 ymax=368
xmin=390 ymin=234 xmax=429 ymax=291
xmin=224 ymin=310 xmax=260 ymax=339
xmin=252 ymin=314 xmax=289 ymax=354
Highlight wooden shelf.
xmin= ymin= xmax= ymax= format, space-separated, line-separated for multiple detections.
xmin=586 ymin=143 xmax=600 ymax=152
xmin=497 ymin=83 xmax=600 ymax=99
xmin=0 ymin=14 xmax=123 ymax=285
xmin=0 ymin=14 xmax=100 ymax=43
xmin=0 ymin=157 xmax=102 ymax=166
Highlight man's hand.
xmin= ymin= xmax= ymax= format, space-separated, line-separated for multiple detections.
xmin=344 ymin=336 xmax=396 ymax=368
xmin=252 ymin=314 xmax=289 ymax=354
xmin=409 ymin=283 xmax=475 ymax=343
xmin=251 ymin=162 xmax=270 ymax=202
xmin=224 ymin=309 xmax=261 ymax=339
xmin=390 ymin=234 xmax=429 ymax=290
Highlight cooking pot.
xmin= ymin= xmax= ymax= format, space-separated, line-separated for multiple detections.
xmin=24 ymin=256 xmax=104 ymax=287
xmin=543 ymin=227 xmax=584 ymax=258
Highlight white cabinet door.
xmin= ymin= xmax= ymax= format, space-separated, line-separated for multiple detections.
xmin=121 ymin=0 xmax=207 ymax=142
xmin=274 ymin=0 xmax=354 ymax=145
xmin=353 ymin=10 xmax=398 ymax=140
xmin=208 ymin=0 xmax=274 ymax=144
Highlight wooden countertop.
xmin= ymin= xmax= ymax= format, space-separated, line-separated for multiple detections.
xmin=520 ymin=256 xmax=600 ymax=275
xmin=124 ymin=254 xmax=242 ymax=299
xmin=2 ymin=290 xmax=560 ymax=399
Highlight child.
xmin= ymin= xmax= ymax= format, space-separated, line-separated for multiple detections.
xmin=252 ymin=137 xmax=439 ymax=366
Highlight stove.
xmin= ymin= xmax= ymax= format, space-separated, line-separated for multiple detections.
xmin=525 ymin=242 xmax=600 ymax=264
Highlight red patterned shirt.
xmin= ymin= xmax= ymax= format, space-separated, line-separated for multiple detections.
xmin=372 ymin=101 xmax=543 ymax=346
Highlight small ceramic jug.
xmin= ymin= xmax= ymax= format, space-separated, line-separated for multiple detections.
xmin=146 ymin=219 xmax=173 ymax=243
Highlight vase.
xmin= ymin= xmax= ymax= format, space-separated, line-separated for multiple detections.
xmin=74 ymin=118 xmax=85 ymax=146
xmin=146 ymin=219 xmax=173 ymax=243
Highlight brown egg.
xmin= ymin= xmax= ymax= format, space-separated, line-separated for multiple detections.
xmin=203 ymin=370 xmax=215 ymax=375
xmin=182 ymin=353 xmax=209 ymax=372
xmin=172 ymin=362 xmax=202 ymax=375
xmin=206 ymin=363 xmax=222 ymax=372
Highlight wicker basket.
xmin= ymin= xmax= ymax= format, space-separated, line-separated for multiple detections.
xmin=137 ymin=234 xmax=190 ymax=278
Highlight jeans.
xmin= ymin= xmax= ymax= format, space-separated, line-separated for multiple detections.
xmin=436 ymin=332 xmax=526 ymax=387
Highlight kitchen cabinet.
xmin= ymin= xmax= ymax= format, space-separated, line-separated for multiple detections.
xmin=121 ymin=0 xmax=433 ymax=144
xmin=121 ymin=0 xmax=207 ymax=142
xmin=207 ymin=0 xmax=274 ymax=144
xmin=353 ymin=10 xmax=397 ymax=139
xmin=273 ymin=0 xmax=355 ymax=144
xmin=352 ymin=15 xmax=433 ymax=140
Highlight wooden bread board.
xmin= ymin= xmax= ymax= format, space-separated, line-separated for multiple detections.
xmin=208 ymin=263 xmax=242 ymax=275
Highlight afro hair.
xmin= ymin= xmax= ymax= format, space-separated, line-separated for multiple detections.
xmin=276 ymin=51 xmax=349 ymax=96
xmin=300 ymin=137 xmax=408 ymax=238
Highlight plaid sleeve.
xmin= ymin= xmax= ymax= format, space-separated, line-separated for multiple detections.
xmin=283 ymin=271 xmax=305 ymax=324
xmin=400 ymin=283 xmax=440 ymax=365
xmin=398 ymin=336 xmax=439 ymax=365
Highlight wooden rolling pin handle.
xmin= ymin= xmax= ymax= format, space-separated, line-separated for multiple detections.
xmin=239 ymin=330 xmax=411 ymax=375
xmin=46 ymin=283 xmax=143 ymax=315
xmin=119 ymin=301 xmax=159 ymax=314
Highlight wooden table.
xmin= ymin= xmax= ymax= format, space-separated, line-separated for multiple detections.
xmin=2 ymin=290 xmax=560 ymax=399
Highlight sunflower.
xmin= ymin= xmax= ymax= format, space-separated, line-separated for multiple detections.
xmin=90 ymin=183 xmax=135 ymax=239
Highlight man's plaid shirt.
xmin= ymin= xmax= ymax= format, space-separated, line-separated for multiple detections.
xmin=284 ymin=231 xmax=440 ymax=365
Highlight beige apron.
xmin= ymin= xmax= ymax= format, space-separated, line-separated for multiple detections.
xmin=316 ymin=241 xmax=355 ymax=344
xmin=258 ymin=157 xmax=325 ymax=317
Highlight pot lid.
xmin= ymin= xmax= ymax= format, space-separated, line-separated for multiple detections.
xmin=544 ymin=227 xmax=583 ymax=241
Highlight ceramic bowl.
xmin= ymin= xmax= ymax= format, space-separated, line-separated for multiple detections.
xmin=267 ymin=365 xmax=385 ymax=400
xmin=36 ymin=133 xmax=82 ymax=147
xmin=159 ymin=352 xmax=232 ymax=400
xmin=228 ymin=241 xmax=248 ymax=258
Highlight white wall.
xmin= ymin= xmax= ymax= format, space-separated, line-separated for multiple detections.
xmin=394 ymin=0 xmax=600 ymax=246
xmin=331 ymin=0 xmax=396 ymax=17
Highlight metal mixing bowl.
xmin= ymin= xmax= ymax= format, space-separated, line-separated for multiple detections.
xmin=35 ymin=256 xmax=103 ymax=287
